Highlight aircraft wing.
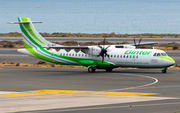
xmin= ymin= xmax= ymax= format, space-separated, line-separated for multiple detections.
xmin=130 ymin=42 xmax=158 ymax=46
xmin=46 ymin=46 xmax=89 ymax=49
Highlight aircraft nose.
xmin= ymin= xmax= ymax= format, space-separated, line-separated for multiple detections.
xmin=167 ymin=57 xmax=175 ymax=66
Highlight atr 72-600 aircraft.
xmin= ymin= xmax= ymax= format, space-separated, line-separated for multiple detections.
xmin=8 ymin=17 xmax=175 ymax=73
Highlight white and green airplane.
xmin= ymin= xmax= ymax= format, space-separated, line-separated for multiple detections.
xmin=8 ymin=17 xmax=175 ymax=73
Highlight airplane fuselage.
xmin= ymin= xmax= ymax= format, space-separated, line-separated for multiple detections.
xmin=18 ymin=46 xmax=175 ymax=69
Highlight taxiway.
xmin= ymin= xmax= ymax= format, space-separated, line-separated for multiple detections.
xmin=0 ymin=67 xmax=180 ymax=113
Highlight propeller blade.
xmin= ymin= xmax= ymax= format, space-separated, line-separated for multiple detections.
xmin=134 ymin=38 xmax=136 ymax=46
xmin=105 ymin=53 xmax=109 ymax=58
xmin=138 ymin=37 xmax=142 ymax=45
xmin=98 ymin=45 xmax=102 ymax=49
xmin=103 ymin=37 xmax=106 ymax=48
xmin=102 ymin=54 xmax=104 ymax=63
xmin=105 ymin=45 xmax=111 ymax=50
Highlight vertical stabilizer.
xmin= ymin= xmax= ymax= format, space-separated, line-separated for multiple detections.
xmin=18 ymin=17 xmax=53 ymax=48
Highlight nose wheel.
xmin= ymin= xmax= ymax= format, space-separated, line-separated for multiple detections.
xmin=161 ymin=68 xmax=167 ymax=73
xmin=162 ymin=69 xmax=166 ymax=73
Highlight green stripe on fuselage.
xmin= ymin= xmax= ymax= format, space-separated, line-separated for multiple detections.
xmin=24 ymin=42 xmax=67 ymax=65
xmin=158 ymin=56 xmax=175 ymax=62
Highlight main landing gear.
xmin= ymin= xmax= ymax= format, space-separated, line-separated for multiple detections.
xmin=88 ymin=67 xmax=96 ymax=73
xmin=88 ymin=67 xmax=113 ymax=73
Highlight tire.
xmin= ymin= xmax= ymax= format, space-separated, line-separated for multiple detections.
xmin=88 ymin=67 xmax=95 ymax=73
xmin=162 ymin=69 xmax=166 ymax=73
xmin=105 ymin=68 xmax=113 ymax=72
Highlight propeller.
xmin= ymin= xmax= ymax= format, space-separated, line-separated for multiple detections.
xmin=98 ymin=37 xmax=111 ymax=63
xmin=134 ymin=37 xmax=142 ymax=47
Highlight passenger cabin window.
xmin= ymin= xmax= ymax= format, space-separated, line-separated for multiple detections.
xmin=115 ymin=46 xmax=124 ymax=48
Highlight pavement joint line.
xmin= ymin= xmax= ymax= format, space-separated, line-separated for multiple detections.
xmin=24 ymin=89 xmax=159 ymax=96
xmin=106 ymin=73 xmax=159 ymax=92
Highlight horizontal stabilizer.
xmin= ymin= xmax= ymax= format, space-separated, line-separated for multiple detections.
xmin=7 ymin=22 xmax=42 ymax=24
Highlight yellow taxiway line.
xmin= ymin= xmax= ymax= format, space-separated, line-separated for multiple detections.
xmin=0 ymin=92 xmax=43 ymax=97
xmin=0 ymin=89 xmax=159 ymax=97
xmin=24 ymin=89 xmax=159 ymax=96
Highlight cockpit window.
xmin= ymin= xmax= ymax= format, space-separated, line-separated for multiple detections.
xmin=161 ymin=53 xmax=168 ymax=56
xmin=157 ymin=53 xmax=161 ymax=56
xmin=153 ymin=52 xmax=168 ymax=56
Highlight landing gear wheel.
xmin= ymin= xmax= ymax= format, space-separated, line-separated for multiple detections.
xmin=88 ymin=67 xmax=96 ymax=73
xmin=105 ymin=68 xmax=113 ymax=72
xmin=162 ymin=69 xmax=167 ymax=73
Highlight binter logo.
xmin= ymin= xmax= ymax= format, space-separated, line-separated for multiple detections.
xmin=124 ymin=50 xmax=153 ymax=55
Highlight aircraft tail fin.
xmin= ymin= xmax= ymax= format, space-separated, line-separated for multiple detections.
xmin=9 ymin=17 xmax=55 ymax=48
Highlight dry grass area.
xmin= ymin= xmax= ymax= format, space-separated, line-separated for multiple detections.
xmin=0 ymin=61 xmax=179 ymax=70
xmin=0 ymin=61 xmax=85 ymax=68
xmin=154 ymin=47 xmax=178 ymax=50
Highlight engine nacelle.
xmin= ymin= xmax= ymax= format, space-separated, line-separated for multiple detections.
xmin=81 ymin=46 xmax=101 ymax=56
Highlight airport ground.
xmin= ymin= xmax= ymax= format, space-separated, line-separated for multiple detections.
xmin=0 ymin=37 xmax=180 ymax=113
xmin=0 ymin=67 xmax=180 ymax=113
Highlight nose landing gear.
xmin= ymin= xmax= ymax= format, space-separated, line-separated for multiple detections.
xmin=161 ymin=68 xmax=167 ymax=73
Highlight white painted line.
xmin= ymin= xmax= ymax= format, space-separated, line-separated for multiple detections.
xmin=0 ymin=91 xmax=20 ymax=94
xmin=107 ymin=73 xmax=158 ymax=91
xmin=0 ymin=54 xmax=28 ymax=56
